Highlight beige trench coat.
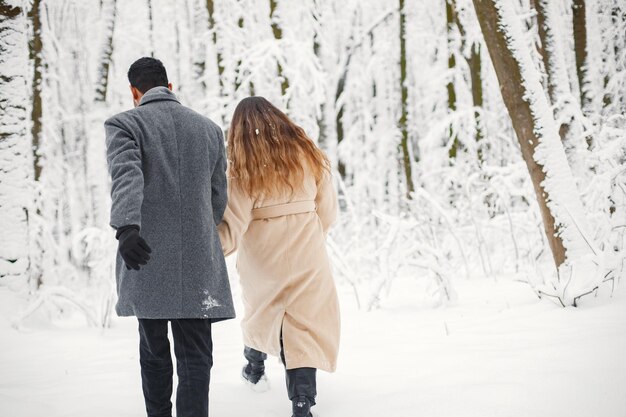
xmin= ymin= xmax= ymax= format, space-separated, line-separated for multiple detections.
xmin=218 ymin=171 xmax=340 ymax=372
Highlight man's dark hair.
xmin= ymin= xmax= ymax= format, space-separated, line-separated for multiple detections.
xmin=127 ymin=57 xmax=169 ymax=93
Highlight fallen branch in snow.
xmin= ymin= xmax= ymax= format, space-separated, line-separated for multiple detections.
xmin=12 ymin=285 xmax=100 ymax=329
xmin=413 ymin=187 xmax=470 ymax=279
xmin=326 ymin=235 xmax=362 ymax=309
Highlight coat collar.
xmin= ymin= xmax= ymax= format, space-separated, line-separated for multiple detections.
xmin=139 ymin=86 xmax=181 ymax=106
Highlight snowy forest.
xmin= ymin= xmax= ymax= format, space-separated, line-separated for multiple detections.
xmin=2 ymin=0 xmax=626 ymax=416
xmin=2 ymin=0 xmax=625 ymax=321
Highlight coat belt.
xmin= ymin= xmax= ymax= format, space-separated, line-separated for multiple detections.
xmin=251 ymin=200 xmax=316 ymax=220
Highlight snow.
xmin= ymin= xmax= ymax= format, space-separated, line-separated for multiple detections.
xmin=2 ymin=273 xmax=626 ymax=417
xmin=2 ymin=1 xmax=626 ymax=414
xmin=202 ymin=292 xmax=222 ymax=311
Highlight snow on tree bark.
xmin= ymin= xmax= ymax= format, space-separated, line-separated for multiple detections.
xmin=189 ymin=0 xmax=209 ymax=111
xmin=90 ymin=0 xmax=117 ymax=226
xmin=94 ymin=0 xmax=116 ymax=103
xmin=532 ymin=0 xmax=587 ymax=174
xmin=467 ymin=42 xmax=483 ymax=144
xmin=0 ymin=2 xmax=33 ymax=280
xmin=452 ymin=1 xmax=485 ymax=160
xmin=269 ymin=0 xmax=289 ymax=97
xmin=205 ymin=0 xmax=228 ymax=126
xmin=472 ymin=0 xmax=600 ymax=305
xmin=206 ymin=0 xmax=225 ymax=108
xmin=600 ymin=2 xmax=626 ymax=115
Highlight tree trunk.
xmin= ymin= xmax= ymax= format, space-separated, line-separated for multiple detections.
xmin=190 ymin=0 xmax=208 ymax=99
xmin=206 ymin=0 xmax=224 ymax=96
xmin=309 ymin=2 xmax=338 ymax=171
xmin=454 ymin=10 xmax=484 ymax=161
xmin=468 ymin=42 xmax=484 ymax=160
xmin=533 ymin=0 xmax=585 ymax=167
xmin=147 ymin=0 xmax=155 ymax=57
xmin=94 ymin=0 xmax=116 ymax=103
xmin=28 ymin=0 xmax=44 ymax=289
xmin=601 ymin=5 xmax=624 ymax=111
xmin=269 ymin=0 xmax=289 ymax=97
xmin=446 ymin=0 xmax=459 ymax=159
xmin=533 ymin=0 xmax=573 ymax=107
xmin=398 ymin=0 xmax=414 ymax=196
xmin=313 ymin=30 xmax=326 ymax=145
xmin=0 ymin=3 xmax=33 ymax=281
xmin=335 ymin=70 xmax=346 ymax=178
xmin=28 ymin=0 xmax=42 ymax=182
xmin=472 ymin=0 xmax=596 ymax=304
xmin=572 ymin=0 xmax=589 ymax=111
xmin=331 ymin=8 xmax=396 ymax=180
xmin=91 ymin=0 xmax=117 ymax=225
xmin=234 ymin=15 xmax=255 ymax=95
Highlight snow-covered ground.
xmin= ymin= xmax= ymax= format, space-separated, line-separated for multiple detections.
xmin=1 ymin=274 xmax=625 ymax=417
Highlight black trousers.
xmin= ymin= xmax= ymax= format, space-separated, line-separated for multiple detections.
xmin=244 ymin=344 xmax=317 ymax=403
xmin=138 ymin=319 xmax=213 ymax=417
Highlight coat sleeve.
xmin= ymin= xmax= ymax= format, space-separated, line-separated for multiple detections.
xmin=105 ymin=115 xmax=144 ymax=230
xmin=211 ymin=128 xmax=228 ymax=225
xmin=315 ymin=171 xmax=338 ymax=234
xmin=218 ymin=179 xmax=254 ymax=257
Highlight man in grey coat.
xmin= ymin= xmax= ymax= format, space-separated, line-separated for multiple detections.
xmin=105 ymin=57 xmax=235 ymax=417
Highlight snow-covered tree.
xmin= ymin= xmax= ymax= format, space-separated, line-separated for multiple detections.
xmin=532 ymin=0 xmax=586 ymax=167
xmin=472 ymin=0 xmax=605 ymax=305
xmin=0 ymin=1 xmax=33 ymax=284
xmin=1 ymin=0 xmax=625 ymax=321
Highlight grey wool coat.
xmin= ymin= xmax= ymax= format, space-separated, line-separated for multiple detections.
xmin=104 ymin=86 xmax=235 ymax=320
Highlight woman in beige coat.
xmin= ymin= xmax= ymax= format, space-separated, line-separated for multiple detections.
xmin=218 ymin=97 xmax=340 ymax=417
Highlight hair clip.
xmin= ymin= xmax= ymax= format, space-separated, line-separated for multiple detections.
xmin=255 ymin=128 xmax=260 ymax=135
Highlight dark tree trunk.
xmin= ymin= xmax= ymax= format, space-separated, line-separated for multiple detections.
xmin=468 ymin=42 xmax=484 ymax=158
xmin=446 ymin=0 xmax=460 ymax=159
xmin=206 ymin=0 xmax=224 ymax=95
xmin=399 ymin=0 xmax=414 ymax=196
xmin=147 ymin=0 xmax=154 ymax=57
xmin=28 ymin=0 xmax=43 ymax=182
xmin=335 ymin=73 xmax=346 ymax=178
xmin=572 ymin=0 xmax=588 ymax=111
xmin=269 ymin=0 xmax=289 ymax=96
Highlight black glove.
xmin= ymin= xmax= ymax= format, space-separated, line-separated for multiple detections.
xmin=117 ymin=227 xmax=152 ymax=270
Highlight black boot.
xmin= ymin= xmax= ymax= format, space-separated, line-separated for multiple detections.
xmin=286 ymin=367 xmax=316 ymax=417
xmin=291 ymin=395 xmax=314 ymax=417
xmin=241 ymin=363 xmax=266 ymax=383
xmin=242 ymin=346 xmax=270 ymax=392
xmin=280 ymin=333 xmax=317 ymax=416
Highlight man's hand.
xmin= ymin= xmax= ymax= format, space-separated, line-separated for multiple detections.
xmin=118 ymin=228 xmax=152 ymax=270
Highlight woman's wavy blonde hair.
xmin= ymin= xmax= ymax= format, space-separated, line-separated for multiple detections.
xmin=227 ymin=97 xmax=330 ymax=198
